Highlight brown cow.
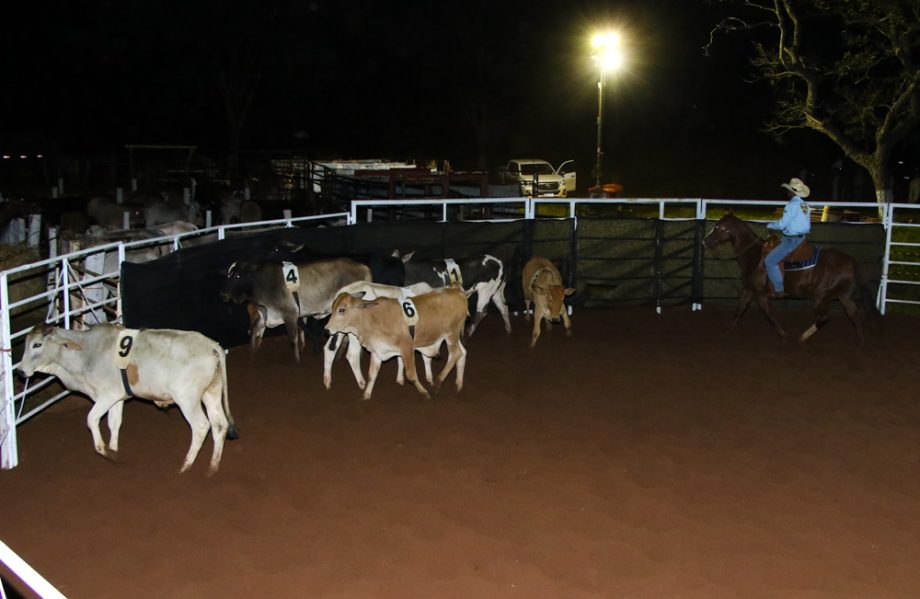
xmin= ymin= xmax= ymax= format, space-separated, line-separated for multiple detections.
xmin=522 ymin=256 xmax=574 ymax=348
xmin=325 ymin=285 xmax=468 ymax=400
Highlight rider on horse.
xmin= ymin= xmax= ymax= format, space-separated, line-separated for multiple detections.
xmin=765 ymin=177 xmax=812 ymax=298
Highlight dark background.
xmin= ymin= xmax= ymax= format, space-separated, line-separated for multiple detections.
xmin=1 ymin=0 xmax=916 ymax=200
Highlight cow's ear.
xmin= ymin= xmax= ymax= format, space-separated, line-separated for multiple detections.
xmin=357 ymin=300 xmax=379 ymax=309
xmin=349 ymin=291 xmax=366 ymax=299
xmin=401 ymin=251 xmax=415 ymax=263
xmin=564 ymin=287 xmax=575 ymax=296
xmin=61 ymin=340 xmax=84 ymax=351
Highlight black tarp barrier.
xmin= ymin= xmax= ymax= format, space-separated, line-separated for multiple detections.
xmin=121 ymin=218 xmax=885 ymax=348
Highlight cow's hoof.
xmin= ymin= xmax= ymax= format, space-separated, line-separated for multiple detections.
xmin=565 ymin=330 xmax=572 ymax=337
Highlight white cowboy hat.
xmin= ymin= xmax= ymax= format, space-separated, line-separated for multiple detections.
xmin=781 ymin=177 xmax=810 ymax=198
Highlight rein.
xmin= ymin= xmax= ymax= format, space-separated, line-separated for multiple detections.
xmin=732 ymin=237 xmax=764 ymax=260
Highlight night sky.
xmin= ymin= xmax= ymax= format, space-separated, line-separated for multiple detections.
xmin=1 ymin=1 xmax=913 ymax=198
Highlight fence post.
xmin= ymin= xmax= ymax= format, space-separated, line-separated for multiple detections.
xmin=654 ymin=219 xmax=664 ymax=314
xmin=57 ymin=177 xmax=64 ymax=196
xmin=692 ymin=218 xmax=704 ymax=311
xmin=122 ymin=210 xmax=130 ymax=230
xmin=116 ymin=187 xmax=124 ymax=204
xmin=26 ymin=214 xmax=41 ymax=248
xmin=0 ymin=272 xmax=18 ymax=469
xmin=879 ymin=203 xmax=893 ymax=315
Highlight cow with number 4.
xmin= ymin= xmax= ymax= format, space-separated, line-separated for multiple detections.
xmin=325 ymin=285 xmax=468 ymax=400
xmin=16 ymin=324 xmax=238 ymax=475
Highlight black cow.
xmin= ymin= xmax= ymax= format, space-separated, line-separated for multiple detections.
xmin=396 ymin=251 xmax=511 ymax=336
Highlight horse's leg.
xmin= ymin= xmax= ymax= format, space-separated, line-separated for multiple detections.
xmin=729 ymin=288 xmax=753 ymax=331
xmin=800 ymin=297 xmax=833 ymax=343
xmin=755 ymin=294 xmax=787 ymax=340
xmin=839 ymin=296 xmax=864 ymax=344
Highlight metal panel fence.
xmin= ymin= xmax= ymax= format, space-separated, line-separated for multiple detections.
xmin=2 ymin=197 xmax=918 ymax=472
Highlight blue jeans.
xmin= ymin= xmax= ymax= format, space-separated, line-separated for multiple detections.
xmin=765 ymin=234 xmax=805 ymax=293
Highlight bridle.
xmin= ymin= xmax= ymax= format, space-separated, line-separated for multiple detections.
xmin=706 ymin=223 xmax=763 ymax=261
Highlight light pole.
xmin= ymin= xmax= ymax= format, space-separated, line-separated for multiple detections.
xmin=591 ymin=32 xmax=623 ymax=196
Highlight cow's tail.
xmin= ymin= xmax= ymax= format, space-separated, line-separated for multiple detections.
xmin=217 ymin=345 xmax=239 ymax=440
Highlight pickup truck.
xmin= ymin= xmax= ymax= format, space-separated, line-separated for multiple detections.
xmin=497 ymin=159 xmax=576 ymax=198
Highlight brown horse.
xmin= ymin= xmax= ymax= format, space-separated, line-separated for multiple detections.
xmin=703 ymin=213 xmax=877 ymax=343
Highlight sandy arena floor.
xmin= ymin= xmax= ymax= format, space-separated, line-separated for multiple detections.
xmin=2 ymin=305 xmax=920 ymax=598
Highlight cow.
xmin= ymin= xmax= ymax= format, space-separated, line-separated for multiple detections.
xmin=220 ymin=256 xmax=372 ymax=363
xmin=86 ymin=196 xmax=144 ymax=230
xmin=325 ymin=285 xmax=468 ymax=401
xmin=15 ymin=324 xmax=238 ymax=475
xmin=322 ymin=280 xmax=435 ymax=390
xmin=396 ymin=251 xmax=511 ymax=337
xmin=144 ymin=197 xmax=201 ymax=229
xmin=522 ymin=256 xmax=574 ymax=348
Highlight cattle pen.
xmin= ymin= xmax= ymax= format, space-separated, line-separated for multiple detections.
xmin=2 ymin=196 xmax=920 ymax=597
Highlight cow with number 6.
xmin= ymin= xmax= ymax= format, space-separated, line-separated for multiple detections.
xmin=16 ymin=324 xmax=238 ymax=475
xmin=325 ymin=285 xmax=468 ymax=400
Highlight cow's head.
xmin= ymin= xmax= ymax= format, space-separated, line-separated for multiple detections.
xmin=533 ymin=284 xmax=574 ymax=323
xmin=15 ymin=325 xmax=82 ymax=378
xmin=325 ymin=292 xmax=378 ymax=336
xmin=220 ymin=260 xmax=260 ymax=303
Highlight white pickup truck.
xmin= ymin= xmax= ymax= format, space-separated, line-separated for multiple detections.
xmin=497 ymin=159 xmax=576 ymax=198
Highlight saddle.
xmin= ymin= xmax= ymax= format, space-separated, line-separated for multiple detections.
xmin=760 ymin=233 xmax=819 ymax=279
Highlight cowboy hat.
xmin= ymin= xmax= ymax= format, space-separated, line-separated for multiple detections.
xmin=781 ymin=177 xmax=810 ymax=198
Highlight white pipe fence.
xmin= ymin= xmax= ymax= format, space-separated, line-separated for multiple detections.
xmin=1 ymin=196 xmax=918 ymax=591
xmin=2 ymin=197 xmax=917 ymax=473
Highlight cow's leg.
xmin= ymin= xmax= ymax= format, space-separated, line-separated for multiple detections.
xmin=562 ymin=308 xmax=573 ymax=337
xmin=363 ymin=353 xmax=383 ymax=400
xmin=248 ymin=305 xmax=266 ymax=353
xmin=434 ymin=338 xmax=463 ymax=394
xmin=400 ymin=345 xmax=430 ymax=399
xmin=421 ymin=353 xmax=434 ymax=385
xmin=530 ymin=300 xmax=544 ymax=348
xmin=87 ymin=396 xmax=123 ymax=461
xmin=455 ymin=339 xmax=467 ymax=391
xmin=466 ymin=291 xmax=491 ymax=337
xmin=491 ymin=282 xmax=512 ymax=333
xmin=322 ymin=334 xmax=337 ymax=389
xmin=201 ymin=377 xmax=230 ymax=476
xmin=106 ymin=401 xmax=124 ymax=453
xmin=284 ymin=314 xmax=302 ymax=363
xmin=395 ymin=357 xmax=405 ymax=385
xmin=344 ymin=334 xmax=366 ymax=389
xmin=175 ymin=394 xmax=211 ymax=473
xmin=413 ymin=343 xmax=438 ymax=386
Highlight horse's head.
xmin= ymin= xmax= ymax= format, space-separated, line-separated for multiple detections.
xmin=703 ymin=213 xmax=741 ymax=249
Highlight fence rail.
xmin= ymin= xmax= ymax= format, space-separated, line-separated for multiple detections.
xmin=3 ymin=195 xmax=916 ymax=592
xmin=1 ymin=197 xmax=916 ymax=473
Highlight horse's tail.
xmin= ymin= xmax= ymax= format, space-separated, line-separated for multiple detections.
xmin=853 ymin=261 xmax=882 ymax=335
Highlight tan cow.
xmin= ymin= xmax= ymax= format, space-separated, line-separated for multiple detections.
xmin=325 ymin=285 xmax=468 ymax=400
xmin=16 ymin=324 xmax=237 ymax=475
xmin=522 ymin=256 xmax=574 ymax=348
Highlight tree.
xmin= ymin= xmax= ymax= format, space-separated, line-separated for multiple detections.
xmin=708 ymin=0 xmax=920 ymax=203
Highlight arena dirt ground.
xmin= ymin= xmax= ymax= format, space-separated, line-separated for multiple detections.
xmin=2 ymin=305 xmax=920 ymax=598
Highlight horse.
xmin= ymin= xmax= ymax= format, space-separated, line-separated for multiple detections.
xmin=702 ymin=213 xmax=877 ymax=343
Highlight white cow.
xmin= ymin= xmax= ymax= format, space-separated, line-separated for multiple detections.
xmin=16 ymin=324 xmax=238 ymax=475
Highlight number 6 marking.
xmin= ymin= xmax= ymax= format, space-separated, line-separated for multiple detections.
xmin=402 ymin=301 xmax=416 ymax=318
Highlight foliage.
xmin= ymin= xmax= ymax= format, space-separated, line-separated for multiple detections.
xmin=708 ymin=0 xmax=920 ymax=200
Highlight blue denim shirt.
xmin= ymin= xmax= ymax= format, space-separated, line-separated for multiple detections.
xmin=767 ymin=195 xmax=811 ymax=236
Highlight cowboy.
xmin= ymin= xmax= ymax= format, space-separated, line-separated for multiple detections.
xmin=765 ymin=177 xmax=812 ymax=298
